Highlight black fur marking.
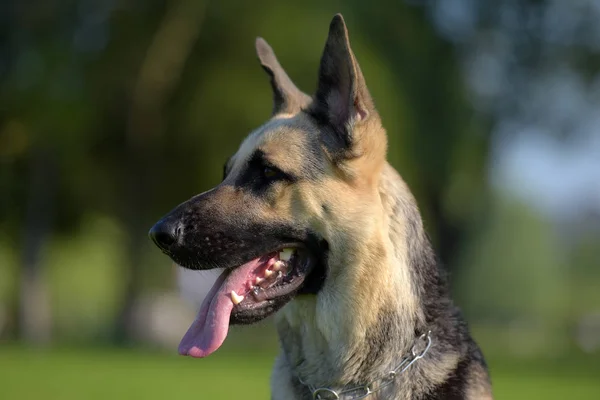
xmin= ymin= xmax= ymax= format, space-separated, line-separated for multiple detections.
xmin=234 ymin=149 xmax=296 ymax=196
xmin=297 ymin=238 xmax=328 ymax=295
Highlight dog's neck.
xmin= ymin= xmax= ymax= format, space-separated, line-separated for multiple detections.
xmin=275 ymin=163 xmax=453 ymax=396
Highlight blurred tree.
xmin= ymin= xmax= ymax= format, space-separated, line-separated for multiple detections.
xmin=0 ymin=0 xmax=94 ymax=342
xmin=0 ymin=0 xmax=489 ymax=341
xmin=17 ymin=147 xmax=56 ymax=344
xmin=113 ymin=0 xmax=208 ymax=344
xmin=1 ymin=0 xmax=597 ymax=346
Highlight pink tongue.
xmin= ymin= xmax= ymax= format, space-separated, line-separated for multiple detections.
xmin=178 ymin=257 xmax=267 ymax=358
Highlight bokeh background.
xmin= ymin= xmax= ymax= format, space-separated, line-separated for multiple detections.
xmin=1 ymin=0 xmax=599 ymax=399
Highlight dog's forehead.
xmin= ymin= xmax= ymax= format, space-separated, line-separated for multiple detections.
xmin=232 ymin=115 xmax=321 ymax=172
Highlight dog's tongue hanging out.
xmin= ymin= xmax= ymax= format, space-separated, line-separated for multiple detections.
xmin=178 ymin=255 xmax=277 ymax=358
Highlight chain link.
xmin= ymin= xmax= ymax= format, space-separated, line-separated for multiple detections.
xmin=305 ymin=331 xmax=432 ymax=400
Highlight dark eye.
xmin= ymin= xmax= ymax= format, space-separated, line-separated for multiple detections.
xmin=263 ymin=166 xmax=279 ymax=179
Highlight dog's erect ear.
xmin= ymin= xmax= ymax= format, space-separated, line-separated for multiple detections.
xmin=312 ymin=14 xmax=378 ymax=157
xmin=255 ymin=37 xmax=312 ymax=116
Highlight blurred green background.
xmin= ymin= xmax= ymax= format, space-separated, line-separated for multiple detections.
xmin=1 ymin=0 xmax=599 ymax=399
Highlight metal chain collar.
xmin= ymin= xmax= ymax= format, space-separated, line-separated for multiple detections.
xmin=300 ymin=331 xmax=432 ymax=400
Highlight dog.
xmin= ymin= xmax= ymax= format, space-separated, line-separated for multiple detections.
xmin=149 ymin=14 xmax=493 ymax=400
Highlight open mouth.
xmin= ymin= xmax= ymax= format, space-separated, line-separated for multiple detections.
xmin=178 ymin=246 xmax=313 ymax=358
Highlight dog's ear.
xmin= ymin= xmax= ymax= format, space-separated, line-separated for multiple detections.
xmin=255 ymin=37 xmax=312 ymax=116
xmin=312 ymin=14 xmax=378 ymax=158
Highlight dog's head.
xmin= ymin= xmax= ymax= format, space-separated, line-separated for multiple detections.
xmin=150 ymin=14 xmax=388 ymax=358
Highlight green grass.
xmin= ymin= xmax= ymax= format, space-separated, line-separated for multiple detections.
xmin=0 ymin=347 xmax=276 ymax=399
xmin=0 ymin=346 xmax=599 ymax=399
xmin=490 ymin=357 xmax=600 ymax=399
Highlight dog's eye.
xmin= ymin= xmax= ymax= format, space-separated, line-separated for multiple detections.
xmin=263 ymin=166 xmax=279 ymax=179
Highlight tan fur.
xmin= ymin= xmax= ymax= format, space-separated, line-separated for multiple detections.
xmin=465 ymin=363 xmax=494 ymax=400
xmin=269 ymin=162 xmax=428 ymax=399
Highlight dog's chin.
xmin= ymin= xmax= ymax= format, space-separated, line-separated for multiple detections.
xmin=174 ymin=245 xmax=324 ymax=358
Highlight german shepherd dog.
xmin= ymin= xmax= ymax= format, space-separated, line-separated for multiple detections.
xmin=149 ymin=14 xmax=492 ymax=400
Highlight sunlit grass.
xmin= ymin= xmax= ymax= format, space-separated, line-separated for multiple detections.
xmin=1 ymin=346 xmax=599 ymax=399
xmin=0 ymin=346 xmax=276 ymax=399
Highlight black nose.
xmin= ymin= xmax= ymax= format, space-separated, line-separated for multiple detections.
xmin=149 ymin=219 xmax=181 ymax=250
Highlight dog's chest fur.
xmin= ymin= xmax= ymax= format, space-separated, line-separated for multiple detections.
xmin=268 ymin=165 xmax=491 ymax=399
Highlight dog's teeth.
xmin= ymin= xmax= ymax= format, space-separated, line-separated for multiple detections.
xmin=279 ymin=248 xmax=294 ymax=262
xmin=273 ymin=260 xmax=284 ymax=271
xmin=255 ymin=277 xmax=264 ymax=284
xmin=264 ymin=269 xmax=274 ymax=278
xmin=231 ymin=290 xmax=244 ymax=305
